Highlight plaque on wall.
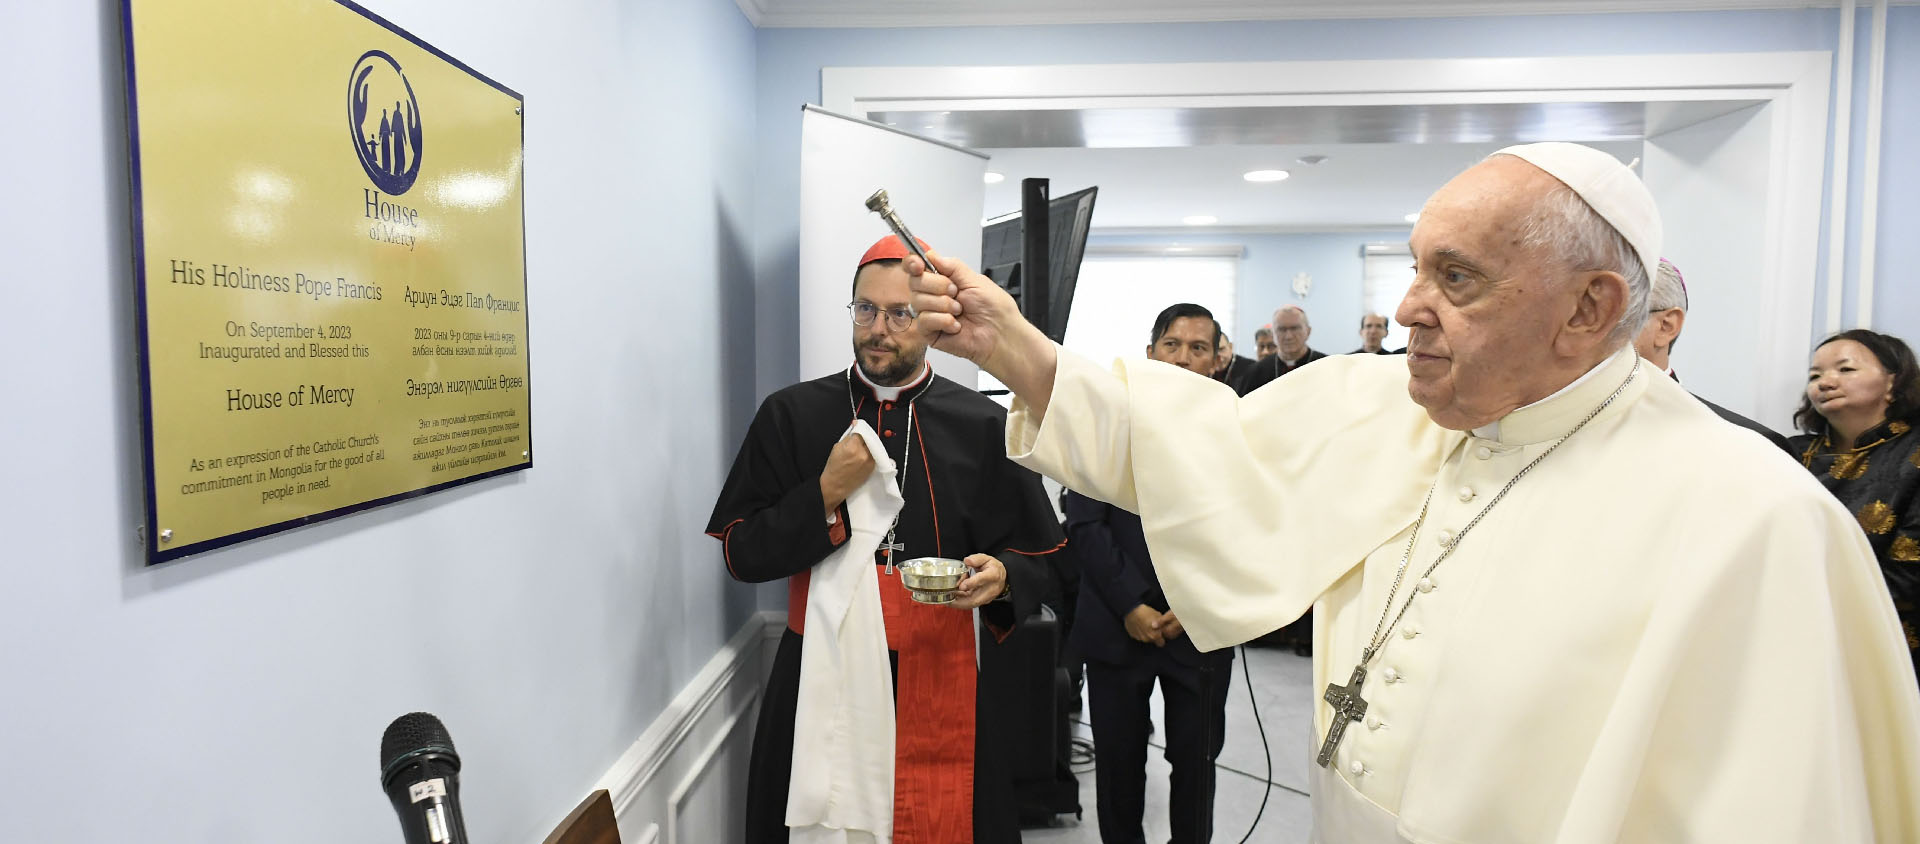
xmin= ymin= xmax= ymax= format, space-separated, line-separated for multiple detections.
xmin=122 ymin=0 xmax=531 ymax=563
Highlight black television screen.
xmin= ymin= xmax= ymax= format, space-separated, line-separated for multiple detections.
xmin=980 ymin=185 xmax=1097 ymax=343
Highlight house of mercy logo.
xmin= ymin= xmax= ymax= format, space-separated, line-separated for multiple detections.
xmin=348 ymin=50 xmax=423 ymax=195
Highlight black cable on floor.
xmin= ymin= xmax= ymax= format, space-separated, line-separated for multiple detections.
xmin=1234 ymin=644 xmax=1273 ymax=844
xmin=1069 ymin=735 xmax=1097 ymax=774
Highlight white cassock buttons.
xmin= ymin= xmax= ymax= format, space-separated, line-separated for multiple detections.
xmin=1437 ymin=529 xmax=1455 ymax=547
xmin=1458 ymin=486 xmax=1475 ymax=502
xmin=1367 ymin=716 xmax=1383 ymax=730
xmin=1350 ymin=760 xmax=1366 ymax=776
xmin=1382 ymin=667 xmax=1400 ymax=683
xmin=1416 ymin=577 xmax=1435 ymax=593
xmin=1401 ymin=626 xmax=1419 ymax=639
xmin=1475 ymin=446 xmax=1492 ymax=460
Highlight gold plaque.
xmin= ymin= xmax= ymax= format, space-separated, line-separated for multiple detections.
xmin=123 ymin=0 xmax=530 ymax=562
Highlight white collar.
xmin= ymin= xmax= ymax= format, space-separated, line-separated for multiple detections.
xmin=1471 ymin=346 xmax=1628 ymax=441
xmin=853 ymin=360 xmax=930 ymax=402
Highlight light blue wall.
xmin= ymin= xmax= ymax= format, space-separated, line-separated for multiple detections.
xmin=0 ymin=0 xmax=759 ymax=842
xmin=754 ymin=8 xmax=1919 ymax=393
xmin=1860 ymin=8 xmax=1920 ymax=336
xmin=1089 ymin=231 xmax=1412 ymax=353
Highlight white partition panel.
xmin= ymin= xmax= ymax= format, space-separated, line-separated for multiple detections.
xmin=1642 ymin=102 xmax=1786 ymax=429
xmin=799 ymin=106 xmax=986 ymax=387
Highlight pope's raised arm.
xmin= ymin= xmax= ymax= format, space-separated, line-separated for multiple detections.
xmin=907 ymin=249 xmax=1440 ymax=649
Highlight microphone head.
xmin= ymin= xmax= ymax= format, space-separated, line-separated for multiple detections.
xmin=381 ymin=712 xmax=460 ymax=787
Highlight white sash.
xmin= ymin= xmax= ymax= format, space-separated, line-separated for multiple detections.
xmin=787 ymin=421 xmax=901 ymax=844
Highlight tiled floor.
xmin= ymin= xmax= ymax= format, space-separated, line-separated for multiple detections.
xmin=1023 ymin=646 xmax=1317 ymax=843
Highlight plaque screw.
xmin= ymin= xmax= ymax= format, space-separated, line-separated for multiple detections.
xmin=514 ymin=106 xmax=522 ymax=115
xmin=522 ymin=451 xmax=530 ymax=458
xmin=159 ymin=529 xmax=174 ymax=544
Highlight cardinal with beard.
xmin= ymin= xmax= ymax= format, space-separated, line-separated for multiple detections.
xmin=706 ymin=235 xmax=1065 ymax=843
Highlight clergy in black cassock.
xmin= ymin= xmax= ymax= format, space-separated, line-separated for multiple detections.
xmin=706 ymin=235 xmax=1064 ymax=844
xmin=1241 ymin=306 xmax=1328 ymax=393
xmin=1633 ymin=258 xmax=1796 ymax=456
xmin=1213 ymin=353 xmax=1258 ymax=397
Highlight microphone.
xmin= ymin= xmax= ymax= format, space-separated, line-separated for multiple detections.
xmin=380 ymin=712 xmax=470 ymax=844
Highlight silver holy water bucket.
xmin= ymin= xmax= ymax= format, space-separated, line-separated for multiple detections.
xmin=896 ymin=557 xmax=968 ymax=604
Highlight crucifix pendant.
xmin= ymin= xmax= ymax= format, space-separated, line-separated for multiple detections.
xmin=879 ymin=534 xmax=905 ymax=573
xmin=1316 ymin=664 xmax=1370 ymax=768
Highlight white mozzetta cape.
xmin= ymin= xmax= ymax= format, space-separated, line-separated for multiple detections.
xmin=1008 ymin=346 xmax=1920 ymax=843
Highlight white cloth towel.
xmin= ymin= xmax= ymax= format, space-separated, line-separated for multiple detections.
xmin=787 ymin=421 xmax=902 ymax=844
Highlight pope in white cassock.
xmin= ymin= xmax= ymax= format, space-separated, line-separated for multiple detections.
xmin=901 ymin=143 xmax=1920 ymax=842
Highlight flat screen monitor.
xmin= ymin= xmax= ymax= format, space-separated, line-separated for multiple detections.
xmin=980 ymin=185 xmax=1097 ymax=343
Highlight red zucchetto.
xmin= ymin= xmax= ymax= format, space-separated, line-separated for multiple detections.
xmin=857 ymin=234 xmax=933 ymax=269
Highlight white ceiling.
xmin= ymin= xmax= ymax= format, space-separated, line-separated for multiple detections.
xmin=738 ymin=0 xmax=1886 ymax=28
xmin=977 ymin=140 xmax=1644 ymax=231
xmin=928 ymin=100 xmax=1749 ymax=230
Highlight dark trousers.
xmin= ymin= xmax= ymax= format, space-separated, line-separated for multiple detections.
xmin=1086 ymin=653 xmax=1231 ymax=844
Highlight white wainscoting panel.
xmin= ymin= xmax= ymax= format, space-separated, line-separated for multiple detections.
xmin=593 ymin=611 xmax=788 ymax=844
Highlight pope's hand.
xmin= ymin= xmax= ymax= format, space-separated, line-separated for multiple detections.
xmin=907 ymin=251 xmax=1058 ymax=417
xmin=950 ymin=553 xmax=1007 ymax=610
xmin=819 ymin=433 xmax=875 ymax=517
xmin=906 ymin=251 xmax=1021 ymax=364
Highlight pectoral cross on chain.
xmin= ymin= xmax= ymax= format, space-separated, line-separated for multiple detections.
xmin=1316 ymin=665 xmax=1370 ymax=768
xmin=879 ymin=533 xmax=905 ymax=573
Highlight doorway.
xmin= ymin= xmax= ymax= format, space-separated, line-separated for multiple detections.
xmin=823 ymin=52 xmax=1831 ymax=428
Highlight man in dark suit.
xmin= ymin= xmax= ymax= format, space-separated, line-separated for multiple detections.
xmin=1634 ymin=258 xmax=1795 ymax=456
xmin=1065 ymin=302 xmax=1234 ymax=844
xmin=1241 ymin=304 xmax=1327 ymax=392
xmin=1352 ymin=313 xmax=1392 ymax=354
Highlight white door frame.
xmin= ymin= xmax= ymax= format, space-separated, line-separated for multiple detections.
xmin=823 ymin=52 xmax=1832 ymax=427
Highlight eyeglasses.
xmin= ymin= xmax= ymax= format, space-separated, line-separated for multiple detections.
xmin=848 ymin=302 xmax=914 ymax=331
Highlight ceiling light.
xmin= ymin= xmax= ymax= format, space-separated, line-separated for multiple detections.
xmin=1404 ymin=212 xmax=1421 ymax=223
xmin=1297 ymin=155 xmax=1329 ymax=166
xmin=1243 ymin=169 xmax=1290 ymax=183
xmin=1182 ymin=215 xmax=1218 ymax=226
xmin=983 ymin=172 xmax=1005 ymax=185
xmin=1166 ymin=246 xmax=1192 ymax=253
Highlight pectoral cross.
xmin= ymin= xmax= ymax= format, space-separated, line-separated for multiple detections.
xmin=879 ymin=533 xmax=905 ymax=574
xmin=1316 ymin=665 xmax=1370 ymax=768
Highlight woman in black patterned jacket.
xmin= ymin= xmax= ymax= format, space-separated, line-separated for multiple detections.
xmin=1789 ymin=329 xmax=1920 ymax=674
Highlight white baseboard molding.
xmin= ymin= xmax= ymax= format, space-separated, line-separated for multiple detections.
xmin=594 ymin=610 xmax=787 ymax=844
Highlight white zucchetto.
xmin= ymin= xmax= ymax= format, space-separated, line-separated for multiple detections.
xmin=1492 ymin=142 xmax=1663 ymax=280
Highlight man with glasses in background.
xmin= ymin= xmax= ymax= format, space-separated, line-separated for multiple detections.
xmin=1243 ymin=304 xmax=1328 ymax=392
xmin=707 ymin=235 xmax=1065 ymax=844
